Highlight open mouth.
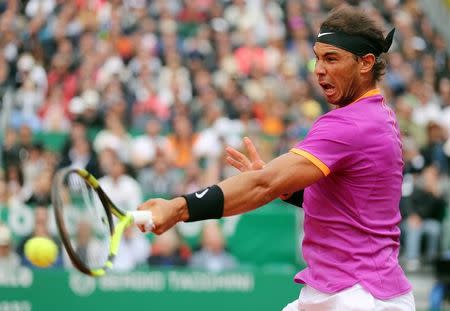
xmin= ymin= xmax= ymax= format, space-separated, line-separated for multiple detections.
xmin=319 ymin=82 xmax=336 ymax=96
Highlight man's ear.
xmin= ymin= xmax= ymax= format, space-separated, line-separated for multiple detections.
xmin=360 ymin=54 xmax=376 ymax=74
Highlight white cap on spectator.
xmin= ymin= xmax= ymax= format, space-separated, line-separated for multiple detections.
xmin=25 ymin=0 xmax=56 ymax=18
xmin=444 ymin=139 xmax=450 ymax=157
xmin=244 ymin=81 xmax=265 ymax=102
xmin=82 ymin=89 xmax=100 ymax=109
xmin=103 ymin=56 xmax=125 ymax=76
xmin=211 ymin=18 xmax=229 ymax=33
xmin=221 ymin=56 xmax=238 ymax=75
xmin=213 ymin=71 xmax=230 ymax=89
xmin=0 ymin=224 xmax=12 ymax=246
xmin=126 ymin=0 xmax=146 ymax=9
xmin=194 ymin=129 xmax=223 ymax=158
xmin=69 ymin=96 xmax=85 ymax=115
xmin=411 ymin=36 xmax=426 ymax=51
xmin=141 ymin=33 xmax=158 ymax=53
xmin=215 ymin=118 xmax=242 ymax=135
xmin=160 ymin=18 xmax=177 ymax=34
xmin=97 ymin=56 xmax=127 ymax=88
xmin=18 ymin=53 xmax=35 ymax=72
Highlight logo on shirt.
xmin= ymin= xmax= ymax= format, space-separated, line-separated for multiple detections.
xmin=195 ymin=189 xmax=209 ymax=199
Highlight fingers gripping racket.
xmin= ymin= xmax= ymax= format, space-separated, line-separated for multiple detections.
xmin=51 ymin=168 xmax=153 ymax=277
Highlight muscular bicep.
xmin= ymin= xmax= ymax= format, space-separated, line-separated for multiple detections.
xmin=264 ymin=151 xmax=325 ymax=197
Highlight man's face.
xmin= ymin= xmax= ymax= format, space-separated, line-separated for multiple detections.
xmin=313 ymin=42 xmax=362 ymax=106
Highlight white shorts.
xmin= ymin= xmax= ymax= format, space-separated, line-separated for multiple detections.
xmin=282 ymin=284 xmax=415 ymax=311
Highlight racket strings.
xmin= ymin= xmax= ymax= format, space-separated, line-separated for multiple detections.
xmin=60 ymin=171 xmax=111 ymax=270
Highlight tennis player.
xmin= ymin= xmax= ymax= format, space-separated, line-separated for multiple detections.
xmin=138 ymin=6 xmax=414 ymax=310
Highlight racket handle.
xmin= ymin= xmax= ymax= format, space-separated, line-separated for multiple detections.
xmin=129 ymin=210 xmax=154 ymax=231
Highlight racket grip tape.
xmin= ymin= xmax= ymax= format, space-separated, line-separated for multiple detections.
xmin=129 ymin=211 xmax=154 ymax=231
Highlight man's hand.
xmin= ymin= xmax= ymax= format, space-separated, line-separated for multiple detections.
xmin=226 ymin=137 xmax=294 ymax=201
xmin=137 ymin=197 xmax=188 ymax=235
xmin=225 ymin=137 xmax=265 ymax=172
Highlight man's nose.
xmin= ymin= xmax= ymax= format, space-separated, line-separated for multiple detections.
xmin=314 ymin=60 xmax=326 ymax=75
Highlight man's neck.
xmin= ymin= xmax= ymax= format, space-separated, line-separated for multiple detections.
xmin=341 ymin=83 xmax=378 ymax=107
xmin=355 ymin=86 xmax=379 ymax=100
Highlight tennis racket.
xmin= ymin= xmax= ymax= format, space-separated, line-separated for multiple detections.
xmin=51 ymin=168 xmax=153 ymax=277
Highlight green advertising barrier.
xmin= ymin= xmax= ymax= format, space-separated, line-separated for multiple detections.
xmin=1 ymin=200 xmax=303 ymax=266
xmin=0 ymin=267 xmax=303 ymax=311
xmin=32 ymin=131 xmax=69 ymax=152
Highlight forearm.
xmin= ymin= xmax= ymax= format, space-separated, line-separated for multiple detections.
xmin=175 ymin=169 xmax=276 ymax=221
xmin=218 ymin=170 xmax=277 ymax=217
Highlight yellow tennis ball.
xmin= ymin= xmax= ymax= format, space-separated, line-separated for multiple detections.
xmin=24 ymin=237 xmax=58 ymax=268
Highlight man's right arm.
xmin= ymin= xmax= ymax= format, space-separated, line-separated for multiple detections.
xmin=138 ymin=151 xmax=324 ymax=234
xmin=218 ymin=151 xmax=324 ymax=217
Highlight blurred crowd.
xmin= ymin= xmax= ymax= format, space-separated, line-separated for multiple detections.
xmin=0 ymin=0 xmax=449 ymax=299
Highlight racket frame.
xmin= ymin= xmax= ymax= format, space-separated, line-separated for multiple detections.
xmin=52 ymin=168 xmax=142 ymax=277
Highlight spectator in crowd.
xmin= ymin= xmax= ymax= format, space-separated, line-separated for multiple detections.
xmin=12 ymin=72 xmax=43 ymax=131
xmin=24 ymin=170 xmax=52 ymax=207
xmin=130 ymin=67 xmax=169 ymax=131
xmin=77 ymin=89 xmax=104 ymax=131
xmin=98 ymin=156 xmax=142 ymax=212
xmin=395 ymin=95 xmax=427 ymax=148
xmin=165 ymin=115 xmax=199 ymax=169
xmin=39 ymin=85 xmax=71 ymax=132
xmin=4 ymin=163 xmax=25 ymax=203
xmin=1 ymin=127 xmax=21 ymax=170
xmin=14 ymin=52 xmax=47 ymax=104
xmin=47 ymin=53 xmax=78 ymax=107
xmin=17 ymin=124 xmax=34 ymax=159
xmin=60 ymin=120 xmax=89 ymax=157
xmin=93 ymin=111 xmax=133 ymax=164
xmin=429 ymin=251 xmax=450 ymax=311
xmin=130 ymin=118 xmax=168 ymax=170
xmin=21 ymin=142 xmax=46 ymax=197
xmin=137 ymin=153 xmax=182 ymax=198
xmin=176 ymin=162 xmax=204 ymax=195
xmin=114 ymin=227 xmax=151 ymax=272
xmin=58 ymin=134 xmax=99 ymax=177
xmin=420 ymin=121 xmax=449 ymax=175
xmin=0 ymin=55 xmax=12 ymax=99
xmin=189 ymin=221 xmax=237 ymax=272
xmin=0 ymin=178 xmax=12 ymax=208
xmin=402 ymin=165 xmax=447 ymax=272
xmin=63 ymin=218 xmax=107 ymax=270
xmin=157 ymin=49 xmax=192 ymax=106
xmin=147 ymin=227 xmax=190 ymax=268
xmin=0 ymin=223 xmax=21 ymax=272
xmin=439 ymin=77 xmax=450 ymax=136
